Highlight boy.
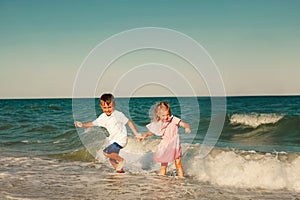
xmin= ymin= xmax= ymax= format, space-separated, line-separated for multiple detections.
xmin=75 ymin=93 xmax=141 ymax=173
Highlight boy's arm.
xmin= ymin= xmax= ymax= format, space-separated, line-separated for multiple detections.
xmin=179 ymin=121 xmax=191 ymax=133
xmin=74 ymin=121 xmax=94 ymax=128
xmin=127 ymin=119 xmax=142 ymax=138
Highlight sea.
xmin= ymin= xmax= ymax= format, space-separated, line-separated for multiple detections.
xmin=1 ymin=96 xmax=300 ymax=200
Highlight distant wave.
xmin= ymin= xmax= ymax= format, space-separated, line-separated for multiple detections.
xmin=229 ymin=113 xmax=284 ymax=128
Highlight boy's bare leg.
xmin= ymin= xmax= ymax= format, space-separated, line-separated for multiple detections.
xmin=103 ymin=152 xmax=125 ymax=171
xmin=109 ymin=159 xmax=118 ymax=169
xmin=159 ymin=163 xmax=168 ymax=175
xmin=175 ymin=157 xmax=184 ymax=177
xmin=103 ymin=152 xmax=124 ymax=163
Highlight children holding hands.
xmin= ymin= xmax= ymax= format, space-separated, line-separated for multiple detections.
xmin=75 ymin=94 xmax=190 ymax=177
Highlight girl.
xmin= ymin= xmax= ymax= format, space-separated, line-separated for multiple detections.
xmin=140 ymin=101 xmax=191 ymax=177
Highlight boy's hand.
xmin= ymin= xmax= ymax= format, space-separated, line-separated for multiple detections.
xmin=74 ymin=121 xmax=83 ymax=128
xmin=136 ymin=133 xmax=143 ymax=141
xmin=137 ymin=134 xmax=147 ymax=141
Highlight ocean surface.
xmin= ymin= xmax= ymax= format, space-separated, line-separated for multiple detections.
xmin=1 ymin=96 xmax=300 ymax=199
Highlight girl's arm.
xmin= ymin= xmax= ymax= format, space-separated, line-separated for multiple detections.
xmin=140 ymin=131 xmax=153 ymax=141
xmin=74 ymin=121 xmax=94 ymax=128
xmin=179 ymin=121 xmax=191 ymax=133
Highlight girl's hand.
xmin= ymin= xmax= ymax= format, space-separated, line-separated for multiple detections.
xmin=74 ymin=121 xmax=83 ymax=128
xmin=185 ymin=128 xmax=191 ymax=134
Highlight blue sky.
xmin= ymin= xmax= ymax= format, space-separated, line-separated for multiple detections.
xmin=1 ymin=0 xmax=300 ymax=98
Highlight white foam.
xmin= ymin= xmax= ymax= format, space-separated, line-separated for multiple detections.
xmin=229 ymin=113 xmax=284 ymax=128
xmin=95 ymin=135 xmax=300 ymax=191
xmin=95 ymin=136 xmax=161 ymax=173
xmin=187 ymin=149 xmax=300 ymax=191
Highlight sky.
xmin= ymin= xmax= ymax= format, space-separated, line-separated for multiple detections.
xmin=1 ymin=0 xmax=300 ymax=98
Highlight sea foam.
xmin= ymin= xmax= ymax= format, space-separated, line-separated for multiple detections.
xmin=111 ymin=137 xmax=300 ymax=191
xmin=229 ymin=113 xmax=284 ymax=128
xmin=187 ymin=147 xmax=300 ymax=191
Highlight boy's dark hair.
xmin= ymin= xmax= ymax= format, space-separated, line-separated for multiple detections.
xmin=100 ymin=93 xmax=114 ymax=105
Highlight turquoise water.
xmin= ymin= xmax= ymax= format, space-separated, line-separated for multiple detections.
xmin=1 ymin=96 xmax=300 ymax=155
xmin=1 ymin=96 xmax=300 ymax=198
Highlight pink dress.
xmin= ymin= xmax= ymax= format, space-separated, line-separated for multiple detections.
xmin=147 ymin=116 xmax=182 ymax=163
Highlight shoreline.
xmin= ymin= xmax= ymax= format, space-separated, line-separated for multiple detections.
xmin=1 ymin=155 xmax=299 ymax=200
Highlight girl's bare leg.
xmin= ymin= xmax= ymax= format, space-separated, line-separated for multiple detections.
xmin=175 ymin=157 xmax=184 ymax=177
xmin=159 ymin=162 xmax=168 ymax=175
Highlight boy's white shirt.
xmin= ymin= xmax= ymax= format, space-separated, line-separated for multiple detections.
xmin=92 ymin=110 xmax=128 ymax=147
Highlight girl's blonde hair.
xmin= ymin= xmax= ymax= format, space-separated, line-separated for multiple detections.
xmin=150 ymin=101 xmax=171 ymax=122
